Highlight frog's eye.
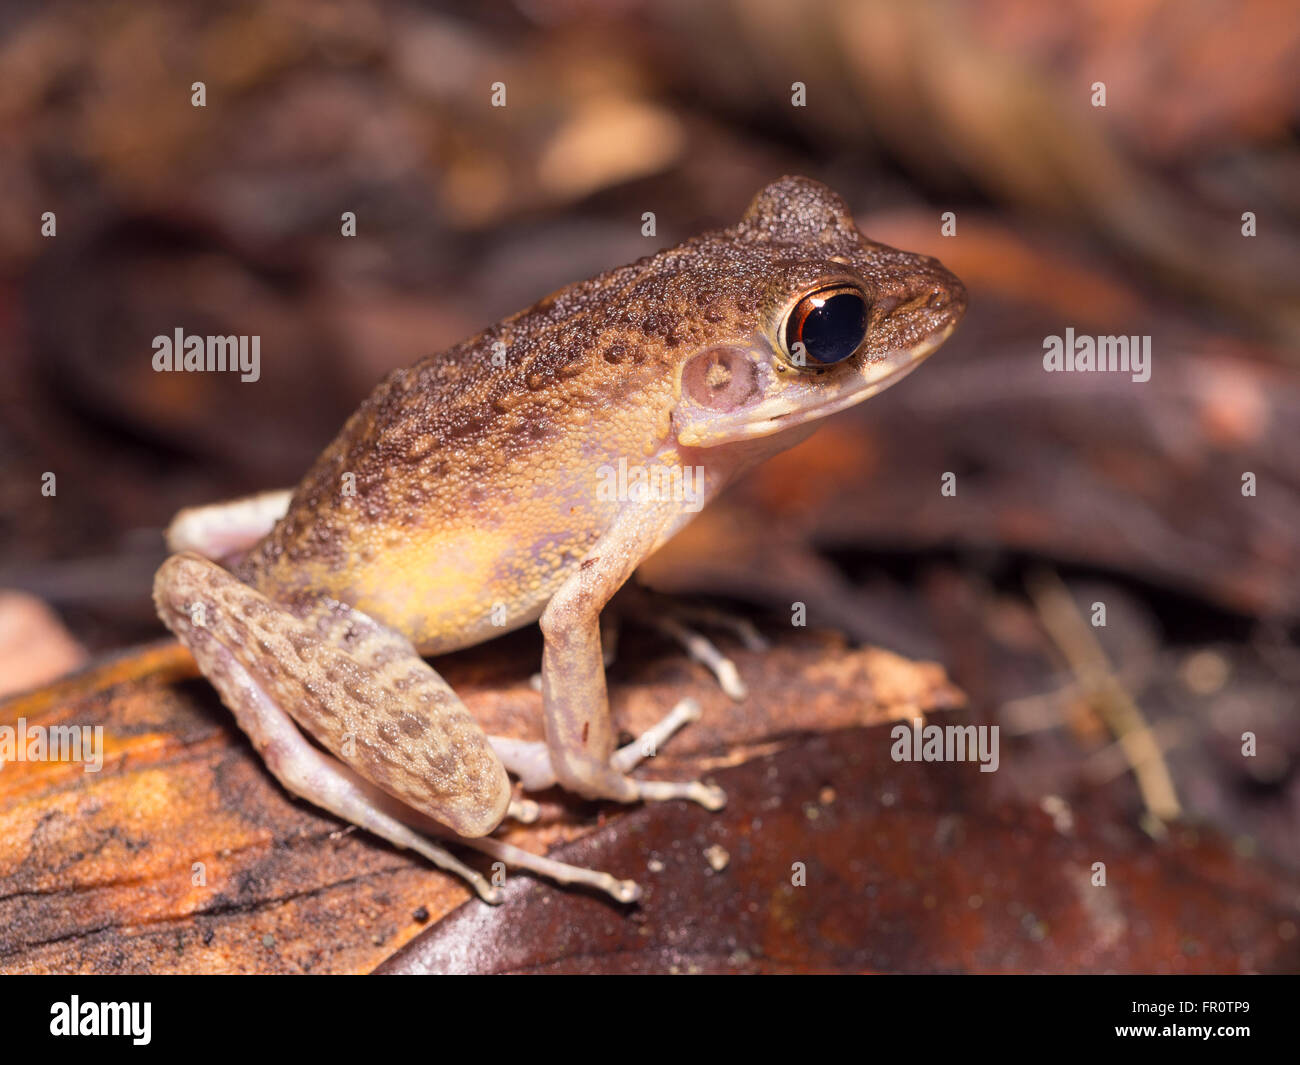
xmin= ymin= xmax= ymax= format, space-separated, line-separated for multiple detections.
xmin=782 ymin=284 xmax=869 ymax=368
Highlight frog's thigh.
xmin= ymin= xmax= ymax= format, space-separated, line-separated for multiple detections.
xmin=154 ymin=552 xmax=512 ymax=838
xmin=165 ymin=488 xmax=293 ymax=559
xmin=537 ymin=506 xmax=725 ymax=810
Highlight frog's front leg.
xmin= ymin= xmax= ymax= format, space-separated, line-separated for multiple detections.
xmin=538 ymin=502 xmax=726 ymax=810
xmin=153 ymin=553 xmax=641 ymax=903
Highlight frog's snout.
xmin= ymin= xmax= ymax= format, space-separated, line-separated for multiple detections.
xmin=876 ymin=257 xmax=968 ymax=356
xmin=906 ymin=255 xmax=967 ymax=321
xmin=931 ymin=268 xmax=968 ymax=327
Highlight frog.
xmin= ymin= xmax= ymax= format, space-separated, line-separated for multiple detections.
xmin=153 ymin=176 xmax=967 ymax=905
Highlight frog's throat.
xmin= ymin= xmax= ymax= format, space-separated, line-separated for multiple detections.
xmin=676 ymin=321 xmax=957 ymax=447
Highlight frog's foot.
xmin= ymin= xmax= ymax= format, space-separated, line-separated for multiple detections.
xmin=608 ymin=586 xmax=768 ymax=700
xmin=554 ymin=750 xmax=726 ymax=812
xmin=491 ymin=698 xmax=725 ymax=811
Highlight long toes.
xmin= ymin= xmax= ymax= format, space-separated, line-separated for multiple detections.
xmin=636 ymin=778 xmax=727 ymax=811
xmin=653 ymin=616 xmax=748 ymax=700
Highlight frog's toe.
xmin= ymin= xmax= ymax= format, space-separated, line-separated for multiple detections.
xmin=611 ymin=696 xmax=703 ymax=772
xmin=612 ymin=587 xmax=767 ymax=701
xmin=614 ymin=698 xmax=726 ymax=810
xmin=657 ymin=616 xmax=748 ymax=699
xmin=456 ymin=835 xmax=642 ymax=904
xmin=490 ymin=737 xmax=557 ymax=792
xmin=507 ymin=797 xmax=540 ymax=824
xmin=636 ymin=777 xmax=727 ymax=811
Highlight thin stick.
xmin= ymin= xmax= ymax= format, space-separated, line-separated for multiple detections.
xmin=1026 ymin=569 xmax=1181 ymax=824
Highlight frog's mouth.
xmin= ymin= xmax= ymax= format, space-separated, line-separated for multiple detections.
xmin=675 ymin=321 xmax=957 ymax=448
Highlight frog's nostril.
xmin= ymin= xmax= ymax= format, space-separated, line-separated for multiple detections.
xmin=915 ymin=271 xmax=966 ymax=318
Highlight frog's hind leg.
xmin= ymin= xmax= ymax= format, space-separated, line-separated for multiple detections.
xmin=153 ymin=552 xmax=640 ymax=903
xmin=164 ymin=488 xmax=293 ymax=560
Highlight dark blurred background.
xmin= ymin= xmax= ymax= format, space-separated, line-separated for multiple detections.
xmin=1 ymin=0 xmax=1298 ymax=889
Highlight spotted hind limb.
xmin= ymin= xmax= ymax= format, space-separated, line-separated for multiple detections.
xmin=152 ymin=552 xmax=642 ymax=903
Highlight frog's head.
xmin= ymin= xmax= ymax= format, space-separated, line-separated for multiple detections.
xmin=671 ymin=176 xmax=966 ymax=450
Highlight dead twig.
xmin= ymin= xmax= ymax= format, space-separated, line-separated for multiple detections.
xmin=1026 ymin=569 xmax=1181 ymax=827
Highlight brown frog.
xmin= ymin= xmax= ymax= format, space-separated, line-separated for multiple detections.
xmin=154 ymin=176 xmax=967 ymax=903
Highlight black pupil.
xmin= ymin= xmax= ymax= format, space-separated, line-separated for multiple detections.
xmin=790 ymin=291 xmax=867 ymax=365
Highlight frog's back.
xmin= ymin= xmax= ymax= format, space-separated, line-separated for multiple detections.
xmin=234 ymin=254 xmax=705 ymax=653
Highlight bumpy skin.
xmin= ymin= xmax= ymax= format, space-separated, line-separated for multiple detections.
xmin=230 ymin=176 xmax=966 ymax=653
xmin=155 ymin=570 xmax=510 ymax=836
xmin=155 ymin=176 xmax=967 ymax=894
